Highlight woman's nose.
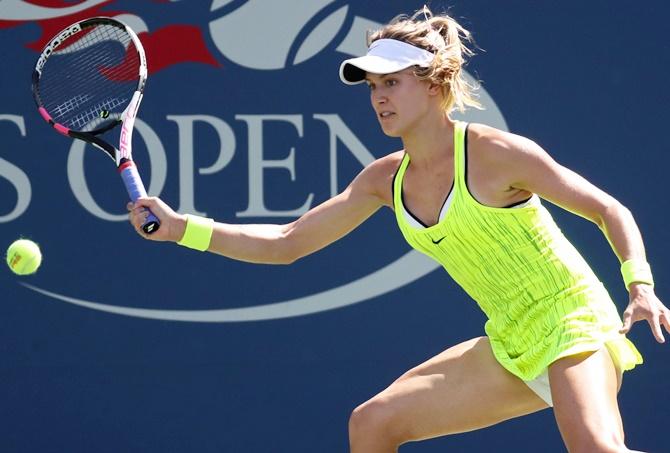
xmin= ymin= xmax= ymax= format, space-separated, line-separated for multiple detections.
xmin=372 ymin=91 xmax=387 ymax=104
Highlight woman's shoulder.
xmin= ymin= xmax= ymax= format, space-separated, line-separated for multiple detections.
xmin=354 ymin=150 xmax=405 ymax=208
xmin=466 ymin=123 xmax=538 ymax=161
xmin=362 ymin=150 xmax=405 ymax=177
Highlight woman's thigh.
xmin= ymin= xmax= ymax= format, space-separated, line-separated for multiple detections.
xmin=358 ymin=336 xmax=549 ymax=442
xmin=549 ymin=348 xmax=625 ymax=452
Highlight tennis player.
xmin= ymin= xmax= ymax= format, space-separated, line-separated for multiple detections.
xmin=128 ymin=6 xmax=667 ymax=452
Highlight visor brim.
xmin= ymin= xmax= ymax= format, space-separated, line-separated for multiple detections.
xmin=339 ymin=55 xmax=415 ymax=85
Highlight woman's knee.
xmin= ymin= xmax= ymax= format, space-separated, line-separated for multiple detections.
xmin=348 ymin=397 xmax=410 ymax=446
xmin=567 ymin=432 xmax=627 ymax=453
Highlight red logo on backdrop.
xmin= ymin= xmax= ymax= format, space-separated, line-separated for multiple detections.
xmin=0 ymin=0 xmax=220 ymax=73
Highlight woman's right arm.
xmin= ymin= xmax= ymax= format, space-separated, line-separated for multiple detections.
xmin=128 ymin=155 xmax=396 ymax=265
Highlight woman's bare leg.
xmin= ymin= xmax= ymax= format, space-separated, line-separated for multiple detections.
xmin=550 ymin=348 xmax=643 ymax=453
xmin=348 ymin=336 xmax=548 ymax=453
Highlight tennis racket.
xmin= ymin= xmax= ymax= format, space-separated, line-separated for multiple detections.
xmin=31 ymin=16 xmax=160 ymax=234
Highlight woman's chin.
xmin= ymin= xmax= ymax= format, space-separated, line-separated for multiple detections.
xmin=379 ymin=124 xmax=402 ymax=138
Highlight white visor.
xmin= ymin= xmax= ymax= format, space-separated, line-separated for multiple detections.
xmin=339 ymin=39 xmax=435 ymax=85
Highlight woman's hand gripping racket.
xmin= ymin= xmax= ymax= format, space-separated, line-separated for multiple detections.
xmin=31 ymin=16 xmax=159 ymax=234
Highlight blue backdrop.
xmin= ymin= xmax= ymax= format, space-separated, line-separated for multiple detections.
xmin=1 ymin=1 xmax=668 ymax=452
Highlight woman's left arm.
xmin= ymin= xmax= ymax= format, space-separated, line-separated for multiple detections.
xmin=500 ymin=134 xmax=669 ymax=343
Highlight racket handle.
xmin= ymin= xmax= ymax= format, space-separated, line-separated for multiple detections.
xmin=118 ymin=160 xmax=160 ymax=234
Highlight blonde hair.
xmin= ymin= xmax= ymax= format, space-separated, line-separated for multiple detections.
xmin=367 ymin=6 xmax=481 ymax=113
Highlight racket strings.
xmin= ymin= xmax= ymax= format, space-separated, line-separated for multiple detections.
xmin=37 ymin=23 xmax=141 ymax=132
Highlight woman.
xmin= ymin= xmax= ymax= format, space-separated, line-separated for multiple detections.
xmin=128 ymin=7 xmax=668 ymax=452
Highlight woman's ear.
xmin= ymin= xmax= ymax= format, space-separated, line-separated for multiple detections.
xmin=427 ymin=82 xmax=442 ymax=96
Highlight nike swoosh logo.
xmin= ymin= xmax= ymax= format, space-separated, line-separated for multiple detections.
xmin=431 ymin=236 xmax=447 ymax=245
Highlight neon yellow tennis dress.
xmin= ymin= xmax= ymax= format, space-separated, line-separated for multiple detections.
xmin=393 ymin=121 xmax=642 ymax=380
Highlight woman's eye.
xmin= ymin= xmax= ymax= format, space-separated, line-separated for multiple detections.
xmin=386 ymin=79 xmax=397 ymax=86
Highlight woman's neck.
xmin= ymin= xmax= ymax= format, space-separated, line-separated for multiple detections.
xmin=402 ymin=112 xmax=455 ymax=169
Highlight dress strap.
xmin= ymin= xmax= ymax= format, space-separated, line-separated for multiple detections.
xmin=453 ymin=121 xmax=468 ymax=193
xmin=392 ymin=153 xmax=410 ymax=214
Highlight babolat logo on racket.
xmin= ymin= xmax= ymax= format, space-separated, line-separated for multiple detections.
xmin=35 ymin=23 xmax=83 ymax=74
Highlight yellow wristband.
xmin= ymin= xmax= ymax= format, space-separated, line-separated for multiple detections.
xmin=620 ymin=259 xmax=654 ymax=290
xmin=177 ymin=214 xmax=214 ymax=251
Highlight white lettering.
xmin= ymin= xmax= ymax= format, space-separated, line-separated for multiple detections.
xmin=167 ymin=114 xmax=236 ymax=216
xmin=313 ymin=114 xmax=376 ymax=197
xmin=0 ymin=115 xmax=31 ymax=222
xmin=235 ymin=114 xmax=313 ymax=218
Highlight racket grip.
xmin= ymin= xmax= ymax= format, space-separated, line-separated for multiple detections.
xmin=118 ymin=160 xmax=160 ymax=234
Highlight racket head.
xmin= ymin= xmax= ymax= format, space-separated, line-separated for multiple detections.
xmin=31 ymin=17 xmax=159 ymax=234
xmin=31 ymin=17 xmax=147 ymax=152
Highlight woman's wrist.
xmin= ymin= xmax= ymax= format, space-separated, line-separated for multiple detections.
xmin=176 ymin=214 xmax=214 ymax=251
xmin=628 ymin=282 xmax=655 ymax=296
xmin=621 ymin=258 xmax=654 ymax=291
xmin=172 ymin=214 xmax=188 ymax=243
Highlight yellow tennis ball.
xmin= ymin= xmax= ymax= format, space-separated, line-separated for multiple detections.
xmin=6 ymin=239 xmax=42 ymax=275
